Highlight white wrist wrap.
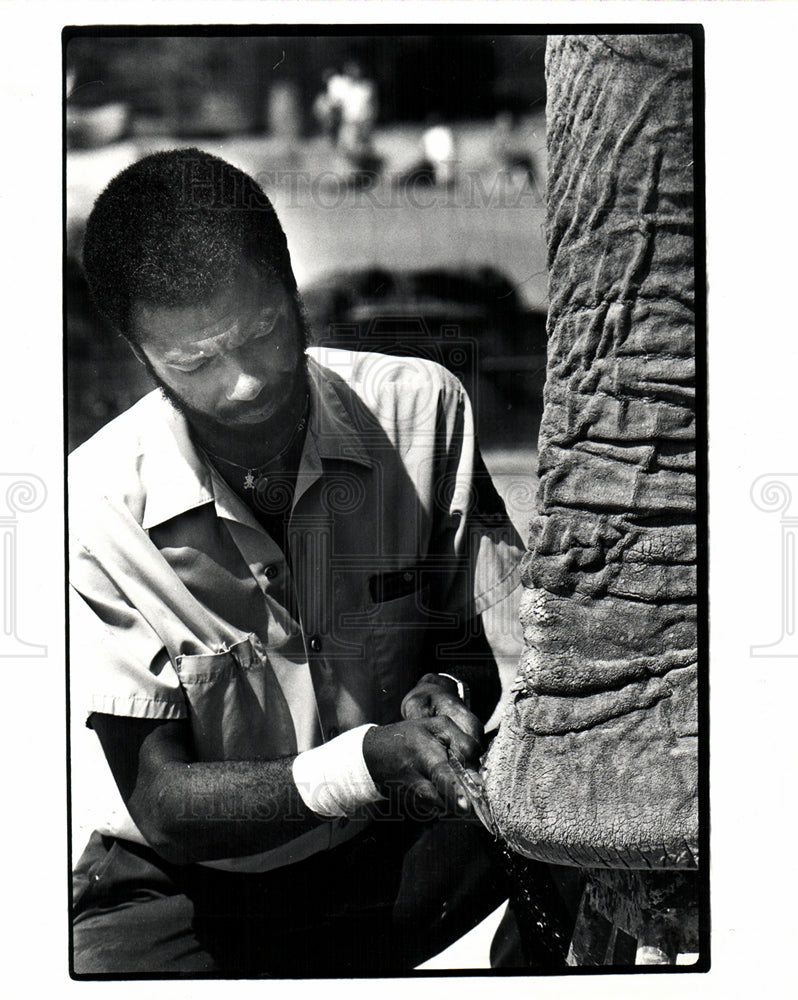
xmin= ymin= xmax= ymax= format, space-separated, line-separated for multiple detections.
xmin=292 ymin=723 xmax=384 ymax=818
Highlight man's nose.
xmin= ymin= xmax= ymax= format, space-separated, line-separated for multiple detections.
xmin=225 ymin=369 xmax=266 ymax=402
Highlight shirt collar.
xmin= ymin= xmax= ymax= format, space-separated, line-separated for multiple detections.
xmin=141 ymin=351 xmax=372 ymax=531
xmin=305 ymin=352 xmax=373 ymax=468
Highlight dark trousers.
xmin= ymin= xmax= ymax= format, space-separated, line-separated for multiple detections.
xmin=72 ymin=814 xmax=516 ymax=977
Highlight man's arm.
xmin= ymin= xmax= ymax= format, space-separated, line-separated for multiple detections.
xmin=91 ymin=711 xmax=480 ymax=866
xmin=90 ymin=713 xmax=321 ymax=865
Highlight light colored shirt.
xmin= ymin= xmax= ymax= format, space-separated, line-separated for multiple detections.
xmin=69 ymin=347 xmax=523 ymax=870
xmin=328 ymin=75 xmax=376 ymax=124
xmin=423 ymin=125 xmax=456 ymax=164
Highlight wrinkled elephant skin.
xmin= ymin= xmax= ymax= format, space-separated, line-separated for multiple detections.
xmin=485 ymin=34 xmax=698 ymax=870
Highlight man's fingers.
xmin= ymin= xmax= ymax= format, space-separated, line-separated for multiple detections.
xmin=424 ymin=715 xmax=481 ymax=766
xmin=363 ymin=719 xmax=481 ymax=816
xmin=407 ymin=777 xmax=446 ymax=816
xmin=427 ymin=758 xmax=472 ymax=815
xmin=401 ymin=690 xmax=434 ymax=720
xmin=397 ymin=723 xmax=471 ymax=814
xmin=432 ymin=696 xmax=483 ymax=744
xmin=402 ymin=685 xmax=484 ymax=746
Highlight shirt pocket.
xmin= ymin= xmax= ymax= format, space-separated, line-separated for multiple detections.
xmin=174 ymin=634 xmax=297 ymax=761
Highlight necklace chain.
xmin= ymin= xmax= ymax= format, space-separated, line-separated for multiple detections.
xmin=200 ymin=394 xmax=309 ymax=491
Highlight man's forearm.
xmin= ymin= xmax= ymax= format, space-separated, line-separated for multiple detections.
xmin=92 ymin=711 xmax=473 ymax=868
xmin=132 ymin=755 xmax=323 ymax=865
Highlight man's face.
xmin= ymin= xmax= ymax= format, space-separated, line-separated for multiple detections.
xmin=130 ymin=263 xmax=307 ymax=444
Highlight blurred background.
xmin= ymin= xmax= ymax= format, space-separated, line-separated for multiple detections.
xmin=65 ymin=31 xmax=550 ymax=538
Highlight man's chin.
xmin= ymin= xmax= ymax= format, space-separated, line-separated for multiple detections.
xmin=155 ymin=369 xmax=308 ymax=447
xmin=168 ymin=396 xmax=279 ymax=441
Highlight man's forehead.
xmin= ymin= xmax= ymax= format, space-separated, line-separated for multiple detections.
xmin=131 ymin=266 xmax=285 ymax=358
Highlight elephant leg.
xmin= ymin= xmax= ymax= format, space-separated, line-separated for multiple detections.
xmin=567 ymin=869 xmax=700 ymax=966
xmin=485 ymin=32 xmax=699 ymax=873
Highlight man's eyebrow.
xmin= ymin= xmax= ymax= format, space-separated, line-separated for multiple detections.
xmin=163 ymin=345 xmax=213 ymax=364
xmin=164 ymin=351 xmax=204 ymax=364
xmin=163 ymin=320 xmax=245 ymax=363
xmin=162 ymin=304 xmax=282 ymax=363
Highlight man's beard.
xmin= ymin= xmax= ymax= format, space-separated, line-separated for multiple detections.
xmin=141 ymin=350 xmax=311 ymax=449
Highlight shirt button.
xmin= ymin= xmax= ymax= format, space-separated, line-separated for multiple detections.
xmin=309 ymin=635 xmax=322 ymax=652
xmin=265 ymin=564 xmax=279 ymax=580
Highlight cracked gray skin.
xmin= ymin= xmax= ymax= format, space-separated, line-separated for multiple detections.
xmin=484 ymin=34 xmax=698 ymax=871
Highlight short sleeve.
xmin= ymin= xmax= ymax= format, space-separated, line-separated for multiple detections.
xmin=468 ymin=448 xmax=525 ymax=616
xmin=69 ymin=556 xmax=187 ymax=722
xmin=434 ymin=380 xmax=524 ymax=618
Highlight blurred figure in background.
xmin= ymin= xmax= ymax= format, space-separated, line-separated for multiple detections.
xmin=312 ymin=60 xmax=380 ymax=181
xmin=336 ymin=61 xmax=377 ymax=156
xmin=312 ymin=66 xmax=345 ymax=147
xmin=491 ymin=110 xmax=537 ymax=186
xmin=395 ymin=114 xmax=458 ymax=191
xmin=334 ymin=60 xmax=380 ymax=176
xmin=421 ymin=114 xmax=458 ymax=188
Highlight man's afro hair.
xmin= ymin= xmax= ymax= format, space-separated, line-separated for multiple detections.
xmin=82 ymin=148 xmax=298 ymax=338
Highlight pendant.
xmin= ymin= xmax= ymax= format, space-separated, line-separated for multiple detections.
xmin=244 ymin=471 xmax=256 ymax=490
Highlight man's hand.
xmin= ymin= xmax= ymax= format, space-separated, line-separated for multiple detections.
xmin=362 ymin=717 xmax=479 ymax=817
xmin=401 ymin=672 xmax=483 ymax=744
